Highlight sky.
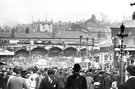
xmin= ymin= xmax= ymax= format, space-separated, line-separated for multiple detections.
xmin=0 ymin=0 xmax=135 ymax=26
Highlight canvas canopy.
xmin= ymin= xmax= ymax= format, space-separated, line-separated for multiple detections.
xmin=0 ymin=48 xmax=14 ymax=55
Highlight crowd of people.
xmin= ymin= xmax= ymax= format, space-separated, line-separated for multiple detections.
xmin=0 ymin=63 xmax=135 ymax=89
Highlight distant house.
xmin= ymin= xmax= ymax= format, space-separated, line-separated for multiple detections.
xmin=53 ymin=22 xmax=71 ymax=31
xmin=40 ymin=21 xmax=53 ymax=32
xmin=15 ymin=24 xmax=33 ymax=33
xmin=33 ymin=21 xmax=53 ymax=32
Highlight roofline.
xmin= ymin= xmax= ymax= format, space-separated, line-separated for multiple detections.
xmin=0 ymin=37 xmax=95 ymax=40
xmin=111 ymin=27 xmax=135 ymax=29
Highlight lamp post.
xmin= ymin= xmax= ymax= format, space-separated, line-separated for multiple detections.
xmin=92 ymin=38 xmax=94 ymax=52
xmin=86 ymin=37 xmax=89 ymax=58
xmin=117 ymin=23 xmax=128 ymax=84
xmin=88 ymin=37 xmax=95 ymax=64
xmin=80 ymin=35 xmax=83 ymax=57
xmin=90 ymin=37 xmax=94 ymax=57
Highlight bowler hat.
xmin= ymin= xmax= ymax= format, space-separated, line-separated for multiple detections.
xmin=73 ymin=63 xmax=81 ymax=72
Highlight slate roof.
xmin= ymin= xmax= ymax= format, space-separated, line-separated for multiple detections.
xmin=86 ymin=27 xmax=111 ymax=32
xmin=0 ymin=32 xmax=11 ymax=38
xmin=124 ymin=20 xmax=135 ymax=28
xmin=111 ymin=20 xmax=135 ymax=28
xmin=0 ymin=32 xmax=50 ymax=39
xmin=55 ymin=31 xmax=88 ymax=38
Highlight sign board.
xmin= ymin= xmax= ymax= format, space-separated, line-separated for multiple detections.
xmin=84 ymin=59 xmax=90 ymax=63
xmin=74 ymin=57 xmax=82 ymax=63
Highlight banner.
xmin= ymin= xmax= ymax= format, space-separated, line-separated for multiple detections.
xmin=74 ymin=57 xmax=82 ymax=63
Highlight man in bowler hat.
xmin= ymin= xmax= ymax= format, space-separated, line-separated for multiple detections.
xmin=118 ymin=65 xmax=135 ymax=89
xmin=65 ymin=63 xmax=87 ymax=89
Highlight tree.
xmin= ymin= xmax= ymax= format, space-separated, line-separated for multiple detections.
xmin=100 ymin=13 xmax=111 ymax=26
xmin=71 ymin=23 xmax=81 ymax=30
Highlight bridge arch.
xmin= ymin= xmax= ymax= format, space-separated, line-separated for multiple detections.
xmin=15 ymin=49 xmax=29 ymax=57
xmin=49 ymin=47 xmax=62 ymax=57
xmin=80 ymin=48 xmax=87 ymax=57
xmin=63 ymin=47 xmax=78 ymax=57
xmin=31 ymin=47 xmax=47 ymax=56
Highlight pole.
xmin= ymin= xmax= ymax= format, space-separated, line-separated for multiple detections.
xmin=92 ymin=38 xmax=94 ymax=51
xmin=120 ymin=38 xmax=124 ymax=84
xmin=90 ymin=38 xmax=94 ymax=63
xmin=80 ymin=35 xmax=82 ymax=57
xmin=86 ymin=37 xmax=89 ymax=58
xmin=91 ymin=38 xmax=94 ymax=57
xmin=117 ymin=23 xmax=128 ymax=84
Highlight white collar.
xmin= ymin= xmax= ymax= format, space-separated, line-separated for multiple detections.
xmin=48 ymin=76 xmax=52 ymax=83
xmin=48 ymin=76 xmax=51 ymax=80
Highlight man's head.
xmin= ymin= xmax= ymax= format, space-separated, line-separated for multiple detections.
xmin=73 ymin=63 xmax=81 ymax=77
xmin=13 ymin=66 xmax=22 ymax=74
xmin=48 ymin=69 xmax=55 ymax=78
xmin=32 ymin=66 xmax=38 ymax=73
xmin=127 ymin=65 xmax=135 ymax=76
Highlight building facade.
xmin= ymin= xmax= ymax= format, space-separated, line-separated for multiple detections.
xmin=111 ymin=12 xmax=135 ymax=67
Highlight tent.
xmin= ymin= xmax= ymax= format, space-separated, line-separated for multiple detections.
xmin=0 ymin=48 xmax=14 ymax=55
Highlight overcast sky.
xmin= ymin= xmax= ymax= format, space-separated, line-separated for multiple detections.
xmin=0 ymin=0 xmax=135 ymax=25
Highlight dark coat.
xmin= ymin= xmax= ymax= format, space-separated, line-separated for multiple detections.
xmin=0 ymin=73 xmax=9 ymax=89
xmin=39 ymin=76 xmax=59 ymax=89
xmin=118 ymin=77 xmax=135 ymax=89
xmin=112 ymin=74 xmax=120 ymax=86
xmin=65 ymin=75 xmax=87 ymax=89
xmin=103 ymin=75 xmax=113 ymax=89
xmin=56 ymin=75 xmax=66 ymax=89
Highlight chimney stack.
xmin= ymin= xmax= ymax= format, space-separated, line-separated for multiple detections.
xmin=132 ymin=12 xmax=135 ymax=20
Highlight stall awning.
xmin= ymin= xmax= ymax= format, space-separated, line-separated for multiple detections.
xmin=0 ymin=48 xmax=14 ymax=55
xmin=114 ymin=47 xmax=135 ymax=51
